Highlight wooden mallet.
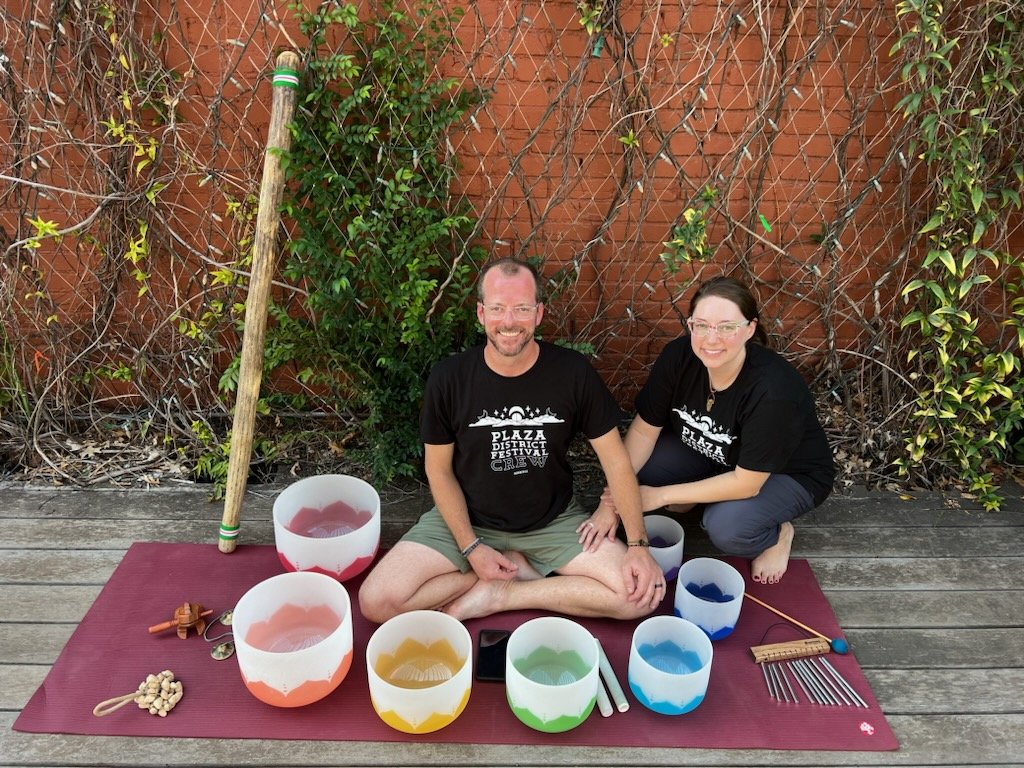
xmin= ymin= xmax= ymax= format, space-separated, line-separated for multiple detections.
xmin=218 ymin=51 xmax=301 ymax=553
xmin=744 ymin=593 xmax=850 ymax=654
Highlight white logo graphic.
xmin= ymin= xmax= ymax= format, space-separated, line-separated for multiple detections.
xmin=672 ymin=406 xmax=736 ymax=464
xmin=471 ymin=406 xmax=563 ymax=474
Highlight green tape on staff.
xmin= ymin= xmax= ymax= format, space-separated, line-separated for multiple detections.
xmin=272 ymin=68 xmax=300 ymax=89
xmin=219 ymin=524 xmax=240 ymax=540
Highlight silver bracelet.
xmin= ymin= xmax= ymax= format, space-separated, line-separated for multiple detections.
xmin=460 ymin=537 xmax=483 ymax=558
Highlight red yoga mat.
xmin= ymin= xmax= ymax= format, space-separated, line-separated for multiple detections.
xmin=14 ymin=542 xmax=898 ymax=751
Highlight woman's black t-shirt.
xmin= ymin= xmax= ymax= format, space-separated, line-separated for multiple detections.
xmin=634 ymin=338 xmax=835 ymax=505
xmin=420 ymin=341 xmax=624 ymax=532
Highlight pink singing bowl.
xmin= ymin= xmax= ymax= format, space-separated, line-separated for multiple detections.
xmin=272 ymin=474 xmax=381 ymax=581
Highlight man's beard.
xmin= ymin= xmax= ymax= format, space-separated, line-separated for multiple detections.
xmin=487 ymin=327 xmax=531 ymax=357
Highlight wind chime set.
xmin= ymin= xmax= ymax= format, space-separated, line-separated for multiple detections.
xmin=744 ymin=593 xmax=867 ymax=707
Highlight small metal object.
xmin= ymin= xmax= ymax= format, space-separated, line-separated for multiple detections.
xmin=210 ymin=641 xmax=235 ymax=660
xmin=787 ymin=660 xmax=813 ymax=702
xmin=204 ymin=610 xmax=235 ymax=660
xmin=778 ymin=663 xmax=799 ymax=703
xmin=762 ymin=662 xmax=797 ymax=703
xmin=203 ymin=610 xmax=234 ymax=641
xmin=798 ymin=658 xmax=840 ymax=705
xmin=768 ymin=663 xmax=789 ymax=702
xmin=770 ymin=667 xmax=790 ymax=704
xmin=792 ymin=659 xmax=827 ymax=704
xmin=770 ymin=667 xmax=782 ymax=704
xmin=811 ymin=656 xmax=853 ymax=706
xmin=766 ymin=662 xmax=780 ymax=700
xmin=761 ymin=662 xmax=775 ymax=699
xmin=820 ymin=657 xmax=868 ymax=708
xmin=795 ymin=658 xmax=832 ymax=704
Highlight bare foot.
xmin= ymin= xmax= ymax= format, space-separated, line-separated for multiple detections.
xmin=443 ymin=579 xmax=511 ymax=621
xmin=503 ymin=550 xmax=543 ymax=581
xmin=751 ymin=522 xmax=794 ymax=584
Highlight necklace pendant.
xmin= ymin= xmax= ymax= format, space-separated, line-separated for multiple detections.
xmin=706 ymin=395 xmax=714 ymax=411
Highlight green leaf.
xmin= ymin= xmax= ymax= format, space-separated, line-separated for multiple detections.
xmin=970 ymin=185 xmax=984 ymax=213
xmin=971 ymin=219 xmax=986 ymax=243
xmin=918 ymin=214 xmax=944 ymax=233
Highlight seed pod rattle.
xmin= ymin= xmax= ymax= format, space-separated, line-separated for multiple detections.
xmin=92 ymin=670 xmax=184 ymax=717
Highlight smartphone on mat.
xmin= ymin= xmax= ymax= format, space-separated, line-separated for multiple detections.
xmin=475 ymin=628 xmax=511 ymax=682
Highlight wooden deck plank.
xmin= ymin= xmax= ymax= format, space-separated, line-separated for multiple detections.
xmin=5 ymin=519 xmax=1024 ymax=557
xmin=4 ymin=586 xmax=103 ymax=622
xmin=2 ymin=483 xmax=1019 ymax=527
xmin=866 ymin=668 xmax=1024 ymax=714
xmin=841 ymin=627 xmax=1024 ymax=667
xmin=2 ymin=711 xmax=1023 ymax=766
xmin=0 ymin=550 xmax=126 ymax=584
xmin=0 ymin=485 xmax=426 ymax=522
xmin=0 ymin=623 xmax=76 ymax=665
xmin=0 ymin=666 xmax=47 ymax=712
xmin=826 ymin=589 xmax=1024 ymax=627
xmin=810 ymin=557 xmax=1024 ymax=590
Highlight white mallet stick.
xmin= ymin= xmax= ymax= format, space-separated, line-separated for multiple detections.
xmin=596 ymin=638 xmax=629 ymax=712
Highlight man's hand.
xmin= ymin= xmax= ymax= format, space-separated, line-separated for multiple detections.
xmin=467 ymin=544 xmax=519 ymax=581
xmin=621 ymin=546 xmax=665 ymax=610
xmin=576 ymin=499 xmax=620 ymax=552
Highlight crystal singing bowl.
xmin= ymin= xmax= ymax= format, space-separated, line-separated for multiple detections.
xmin=366 ymin=610 xmax=473 ymax=734
xmin=505 ymin=616 xmax=599 ymax=733
xmin=644 ymin=514 xmax=685 ymax=582
xmin=628 ymin=615 xmax=713 ymax=715
xmin=273 ymin=474 xmax=381 ymax=581
xmin=233 ymin=571 xmax=354 ymax=707
xmin=673 ymin=557 xmax=745 ymax=640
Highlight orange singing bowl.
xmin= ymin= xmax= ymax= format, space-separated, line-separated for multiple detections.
xmin=232 ymin=572 xmax=354 ymax=707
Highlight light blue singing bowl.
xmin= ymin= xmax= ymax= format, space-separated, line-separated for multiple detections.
xmin=628 ymin=615 xmax=713 ymax=715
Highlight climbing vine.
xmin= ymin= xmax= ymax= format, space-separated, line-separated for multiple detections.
xmin=891 ymin=0 xmax=1024 ymax=509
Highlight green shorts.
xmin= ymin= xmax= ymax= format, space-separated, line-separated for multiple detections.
xmin=400 ymin=497 xmax=588 ymax=575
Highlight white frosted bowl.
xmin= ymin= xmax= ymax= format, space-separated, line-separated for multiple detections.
xmin=272 ymin=474 xmax=381 ymax=581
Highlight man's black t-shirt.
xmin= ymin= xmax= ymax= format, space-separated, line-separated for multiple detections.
xmin=634 ymin=338 xmax=835 ymax=505
xmin=420 ymin=341 xmax=624 ymax=532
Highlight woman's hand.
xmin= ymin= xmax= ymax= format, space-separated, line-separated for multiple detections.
xmin=576 ymin=500 xmax=620 ymax=552
xmin=639 ymin=484 xmax=668 ymax=512
xmin=606 ymin=482 xmax=670 ymax=513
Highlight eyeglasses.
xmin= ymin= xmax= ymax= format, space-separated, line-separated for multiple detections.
xmin=687 ymin=318 xmax=751 ymax=338
xmin=480 ymin=303 xmax=538 ymax=319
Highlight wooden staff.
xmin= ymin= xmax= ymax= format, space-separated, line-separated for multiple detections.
xmin=219 ymin=51 xmax=301 ymax=553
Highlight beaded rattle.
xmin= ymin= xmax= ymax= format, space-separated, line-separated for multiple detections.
xmin=92 ymin=670 xmax=183 ymax=717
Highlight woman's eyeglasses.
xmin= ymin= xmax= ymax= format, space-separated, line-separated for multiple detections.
xmin=687 ymin=319 xmax=751 ymax=338
xmin=480 ymin=304 xmax=538 ymax=319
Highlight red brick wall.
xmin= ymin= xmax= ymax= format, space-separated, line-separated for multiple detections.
xmin=0 ymin=1 xmax=959 ymax=404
